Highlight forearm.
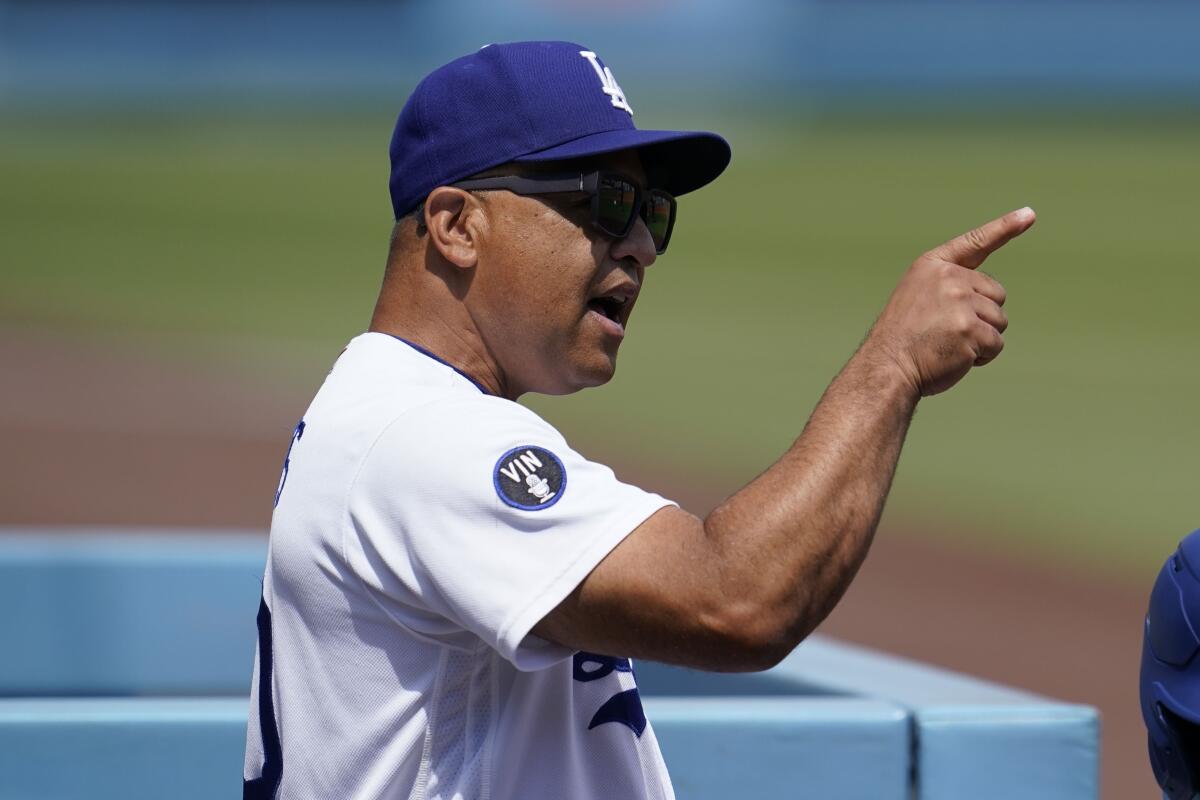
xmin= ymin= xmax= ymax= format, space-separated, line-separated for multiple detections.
xmin=702 ymin=345 xmax=919 ymax=659
xmin=535 ymin=209 xmax=1032 ymax=671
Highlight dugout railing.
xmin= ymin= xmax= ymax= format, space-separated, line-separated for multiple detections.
xmin=0 ymin=530 xmax=1099 ymax=800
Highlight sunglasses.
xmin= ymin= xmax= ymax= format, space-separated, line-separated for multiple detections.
xmin=452 ymin=170 xmax=677 ymax=254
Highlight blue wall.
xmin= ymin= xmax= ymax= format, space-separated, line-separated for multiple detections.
xmin=0 ymin=530 xmax=1098 ymax=800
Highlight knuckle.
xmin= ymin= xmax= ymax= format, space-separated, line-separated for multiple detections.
xmin=974 ymin=332 xmax=1004 ymax=367
xmin=964 ymin=226 xmax=989 ymax=251
xmin=989 ymin=279 xmax=1008 ymax=303
xmin=979 ymin=271 xmax=1007 ymax=303
xmin=934 ymin=260 xmax=958 ymax=280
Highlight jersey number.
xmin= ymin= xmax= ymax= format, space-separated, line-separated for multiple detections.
xmin=573 ymin=652 xmax=647 ymax=737
xmin=244 ymin=595 xmax=283 ymax=798
xmin=273 ymin=420 xmax=306 ymax=508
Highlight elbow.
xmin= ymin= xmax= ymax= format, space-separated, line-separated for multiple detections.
xmin=698 ymin=599 xmax=811 ymax=673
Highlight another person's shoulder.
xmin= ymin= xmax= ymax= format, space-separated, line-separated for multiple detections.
xmin=1141 ymin=528 xmax=1200 ymax=799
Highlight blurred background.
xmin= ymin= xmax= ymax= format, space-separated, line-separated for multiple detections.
xmin=2 ymin=0 xmax=1197 ymax=795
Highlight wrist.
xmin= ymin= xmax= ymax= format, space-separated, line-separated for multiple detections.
xmin=849 ymin=336 xmax=922 ymax=408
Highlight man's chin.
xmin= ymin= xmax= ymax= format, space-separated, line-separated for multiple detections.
xmin=580 ymin=348 xmax=620 ymax=387
xmin=538 ymin=355 xmax=618 ymax=396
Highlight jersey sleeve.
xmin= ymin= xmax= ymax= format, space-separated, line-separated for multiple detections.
xmin=345 ymin=396 xmax=675 ymax=671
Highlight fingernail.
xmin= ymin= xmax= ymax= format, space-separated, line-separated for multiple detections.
xmin=1014 ymin=206 xmax=1035 ymax=222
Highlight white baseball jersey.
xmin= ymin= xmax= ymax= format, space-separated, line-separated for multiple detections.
xmin=244 ymin=332 xmax=677 ymax=800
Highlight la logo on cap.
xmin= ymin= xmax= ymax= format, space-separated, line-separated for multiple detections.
xmin=580 ymin=50 xmax=632 ymax=116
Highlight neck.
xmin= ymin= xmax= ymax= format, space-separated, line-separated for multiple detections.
xmin=369 ymin=287 xmax=512 ymax=399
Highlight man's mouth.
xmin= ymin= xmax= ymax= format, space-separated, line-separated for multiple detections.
xmin=586 ymin=279 xmax=639 ymax=340
xmin=587 ymin=295 xmax=627 ymax=326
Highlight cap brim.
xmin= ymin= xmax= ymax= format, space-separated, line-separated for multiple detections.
xmin=514 ymin=128 xmax=731 ymax=197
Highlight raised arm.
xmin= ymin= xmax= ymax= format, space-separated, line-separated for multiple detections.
xmin=533 ymin=207 xmax=1036 ymax=671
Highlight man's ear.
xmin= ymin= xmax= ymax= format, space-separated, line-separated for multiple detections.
xmin=424 ymin=187 xmax=483 ymax=269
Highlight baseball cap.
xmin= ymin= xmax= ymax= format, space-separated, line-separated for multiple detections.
xmin=1141 ymin=528 xmax=1200 ymax=800
xmin=388 ymin=41 xmax=731 ymax=219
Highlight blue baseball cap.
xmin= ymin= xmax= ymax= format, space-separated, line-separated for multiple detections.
xmin=388 ymin=41 xmax=731 ymax=219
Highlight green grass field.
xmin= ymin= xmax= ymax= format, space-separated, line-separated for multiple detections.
xmin=3 ymin=108 xmax=1197 ymax=578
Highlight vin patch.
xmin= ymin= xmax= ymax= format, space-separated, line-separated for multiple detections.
xmin=493 ymin=446 xmax=566 ymax=511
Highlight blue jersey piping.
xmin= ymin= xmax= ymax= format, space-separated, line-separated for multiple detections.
xmin=388 ymin=335 xmax=492 ymax=395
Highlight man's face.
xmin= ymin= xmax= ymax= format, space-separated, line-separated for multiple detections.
xmin=468 ymin=149 xmax=660 ymax=397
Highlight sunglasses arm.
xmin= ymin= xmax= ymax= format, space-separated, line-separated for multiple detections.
xmin=450 ymin=174 xmax=589 ymax=194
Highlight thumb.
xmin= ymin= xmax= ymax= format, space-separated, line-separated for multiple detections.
xmin=928 ymin=207 xmax=1037 ymax=270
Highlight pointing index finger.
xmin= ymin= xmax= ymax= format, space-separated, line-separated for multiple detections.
xmin=929 ymin=207 xmax=1037 ymax=270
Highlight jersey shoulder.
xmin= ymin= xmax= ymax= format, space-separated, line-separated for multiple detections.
xmin=366 ymin=392 xmax=567 ymax=483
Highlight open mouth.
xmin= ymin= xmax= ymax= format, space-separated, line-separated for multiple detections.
xmin=587 ymin=295 xmax=627 ymax=326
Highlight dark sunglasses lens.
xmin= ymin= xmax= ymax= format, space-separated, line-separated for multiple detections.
xmin=643 ymin=191 xmax=675 ymax=252
xmin=597 ymin=176 xmax=638 ymax=236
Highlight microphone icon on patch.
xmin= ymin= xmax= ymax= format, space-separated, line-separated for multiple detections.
xmin=526 ymin=473 xmax=555 ymax=503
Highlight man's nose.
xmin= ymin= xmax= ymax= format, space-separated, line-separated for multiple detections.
xmin=611 ymin=215 xmax=658 ymax=269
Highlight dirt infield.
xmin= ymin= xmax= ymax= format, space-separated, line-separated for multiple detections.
xmin=0 ymin=325 xmax=1153 ymax=797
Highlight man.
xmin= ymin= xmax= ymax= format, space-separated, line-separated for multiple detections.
xmin=245 ymin=41 xmax=1034 ymax=799
xmin=1141 ymin=529 xmax=1200 ymax=800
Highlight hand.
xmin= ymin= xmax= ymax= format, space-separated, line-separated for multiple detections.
xmin=864 ymin=207 xmax=1036 ymax=397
